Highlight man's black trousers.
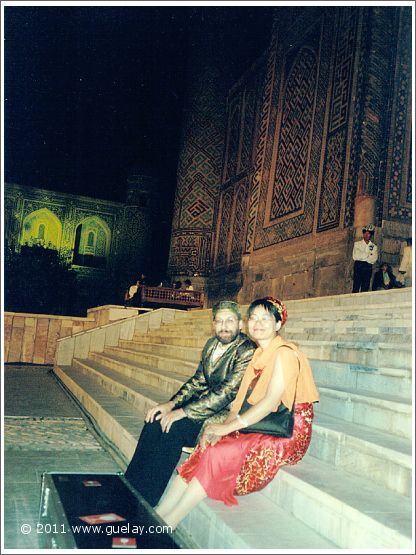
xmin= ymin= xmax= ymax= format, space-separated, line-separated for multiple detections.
xmin=124 ymin=418 xmax=202 ymax=506
xmin=352 ymin=260 xmax=373 ymax=293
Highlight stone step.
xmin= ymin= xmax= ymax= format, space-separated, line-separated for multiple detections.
xmin=88 ymin=351 xmax=185 ymax=396
xmin=176 ymin=475 xmax=337 ymax=549
xmin=132 ymin=334 xmax=208 ymax=348
xmin=102 ymin=346 xmax=196 ymax=377
xmin=53 ymin=364 xmax=335 ymax=548
xmin=317 ymin=386 xmax=412 ymax=439
xmin=285 ymin=301 xmax=413 ymax=316
xmin=133 ymin=328 xmax=411 ymax=347
xmin=54 ymin=364 xmax=141 ymax=462
xmin=311 ymin=412 xmax=411 ymax=496
xmin=311 ymin=360 xmax=412 ymax=400
xmin=160 ymin=290 xmax=412 ymax=319
xmin=262 ymin=455 xmax=411 ymax=548
xmin=286 ymin=331 xmax=412 ymax=344
xmin=119 ymin=335 xmax=412 ymax=372
xmin=86 ymin=349 xmax=411 ymax=441
xmin=297 ymin=339 xmax=412 ymax=369
xmin=53 ymin=363 xmax=412 ymax=549
xmin=72 ymin=357 xmax=164 ymax=414
xmin=283 ymin=288 xmax=412 ymax=309
xmin=152 ymin=315 xmax=412 ymax=340
xmin=71 ymin=356 xmax=411 ymax=496
xmin=118 ymin=339 xmax=202 ymax=364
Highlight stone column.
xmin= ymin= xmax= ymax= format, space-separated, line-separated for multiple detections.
xmin=167 ymin=13 xmax=228 ymax=290
xmin=353 ymin=7 xmax=397 ymax=240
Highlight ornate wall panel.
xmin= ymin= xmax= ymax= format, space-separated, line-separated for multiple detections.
xmin=21 ymin=198 xmax=65 ymax=221
xmin=253 ymin=18 xmax=331 ymax=249
xmin=180 ymin=184 xmax=216 ymax=228
xmin=168 ymin=230 xmax=212 ymax=276
xmin=317 ymin=8 xmax=358 ymax=231
xmin=171 ymin=66 xmax=225 ymax=236
xmin=3 ymin=182 xmax=146 ymax=274
xmin=317 ymin=130 xmax=346 ymax=229
xmin=344 ymin=12 xmax=366 ymax=227
xmin=245 ymin=36 xmax=278 ymax=253
xmin=229 ymin=179 xmax=249 ymax=264
xmin=215 ymin=190 xmax=233 ymax=268
xmin=384 ymin=8 xmax=412 ymax=221
xmin=169 ymin=63 xmax=226 ymax=276
xmin=267 ymin=47 xmax=317 ymax=223
xmin=239 ymin=84 xmax=258 ymax=174
xmin=74 ymin=209 xmax=115 ymax=231
xmin=223 ymin=98 xmax=242 ymax=182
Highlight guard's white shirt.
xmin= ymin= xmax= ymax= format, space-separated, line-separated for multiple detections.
xmin=399 ymin=245 xmax=412 ymax=278
xmin=352 ymin=239 xmax=378 ymax=264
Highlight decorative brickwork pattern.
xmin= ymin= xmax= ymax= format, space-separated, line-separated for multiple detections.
xmin=169 ymin=64 xmax=225 ymax=276
xmin=344 ymin=11 xmax=367 ymax=227
xmin=22 ymin=198 xmax=65 ymax=222
xmin=215 ymin=190 xmax=233 ymax=268
xmin=4 ymin=182 xmax=151 ymax=282
xmin=168 ymin=230 xmax=212 ymax=276
xmin=318 ymin=8 xmax=358 ymax=231
xmin=230 ymin=179 xmax=249 ymax=264
xmin=268 ymin=47 xmax=317 ymax=222
xmin=254 ymin=19 xmax=330 ymax=249
xmin=406 ymin=147 xmax=412 ymax=204
xmin=384 ymin=8 xmax=412 ymax=221
xmin=173 ymin=69 xmax=225 ymax=229
xmin=239 ymin=86 xmax=258 ymax=174
xmin=224 ymin=98 xmax=242 ymax=182
xmin=245 ymin=37 xmax=277 ymax=253
xmin=318 ymin=130 xmax=346 ymax=229
xmin=181 ymin=186 xmax=216 ymax=228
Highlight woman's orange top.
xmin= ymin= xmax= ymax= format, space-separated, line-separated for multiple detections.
xmin=232 ymin=335 xmax=320 ymax=412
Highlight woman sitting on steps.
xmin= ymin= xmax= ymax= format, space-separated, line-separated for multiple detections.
xmin=155 ymin=296 xmax=320 ymax=528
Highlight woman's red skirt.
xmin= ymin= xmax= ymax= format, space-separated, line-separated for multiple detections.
xmin=177 ymin=403 xmax=314 ymax=506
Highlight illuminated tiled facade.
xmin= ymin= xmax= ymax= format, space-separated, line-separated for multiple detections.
xmin=4 ymin=179 xmax=155 ymax=309
xmin=169 ymin=6 xmax=412 ymax=303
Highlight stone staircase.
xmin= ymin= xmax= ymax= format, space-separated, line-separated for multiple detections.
xmin=53 ymin=288 xmax=413 ymax=549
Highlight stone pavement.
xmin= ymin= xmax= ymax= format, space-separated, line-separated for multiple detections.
xmin=3 ymin=365 xmax=122 ymax=549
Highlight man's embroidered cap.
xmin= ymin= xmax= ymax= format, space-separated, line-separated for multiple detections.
xmin=212 ymin=300 xmax=241 ymax=320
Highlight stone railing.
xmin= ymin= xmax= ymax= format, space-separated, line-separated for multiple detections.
xmin=4 ymin=305 xmax=141 ymax=365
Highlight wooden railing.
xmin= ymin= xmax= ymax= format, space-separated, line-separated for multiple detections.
xmin=141 ymin=286 xmax=205 ymax=309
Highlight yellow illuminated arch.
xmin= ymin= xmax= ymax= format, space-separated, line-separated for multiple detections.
xmin=20 ymin=208 xmax=62 ymax=250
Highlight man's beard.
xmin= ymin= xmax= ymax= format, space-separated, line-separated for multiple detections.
xmin=216 ymin=329 xmax=239 ymax=345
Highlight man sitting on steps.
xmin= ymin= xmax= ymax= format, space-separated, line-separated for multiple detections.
xmin=124 ymin=300 xmax=256 ymax=506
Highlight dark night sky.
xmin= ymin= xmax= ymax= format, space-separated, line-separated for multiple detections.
xmin=4 ymin=5 xmax=274 ymax=207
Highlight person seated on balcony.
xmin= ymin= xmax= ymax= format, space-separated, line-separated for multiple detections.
xmin=184 ymin=279 xmax=194 ymax=291
xmin=154 ymin=297 xmax=320 ymax=529
xmin=124 ymin=279 xmax=140 ymax=307
xmin=173 ymin=280 xmax=183 ymax=289
xmin=372 ymin=262 xmax=403 ymax=291
xmin=124 ymin=301 xmax=256 ymax=507
xmin=158 ymin=276 xmax=171 ymax=288
xmin=124 ymin=273 xmax=147 ymax=307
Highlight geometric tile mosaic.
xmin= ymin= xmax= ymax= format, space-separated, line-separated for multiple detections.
xmin=253 ymin=19 xmax=329 ymax=249
xmin=268 ymin=47 xmax=317 ymax=222
xmin=318 ymin=9 xmax=357 ymax=232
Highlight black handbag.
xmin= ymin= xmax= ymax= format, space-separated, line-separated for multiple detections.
xmin=239 ymin=399 xmax=294 ymax=437
xmin=239 ymin=347 xmax=300 ymax=438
